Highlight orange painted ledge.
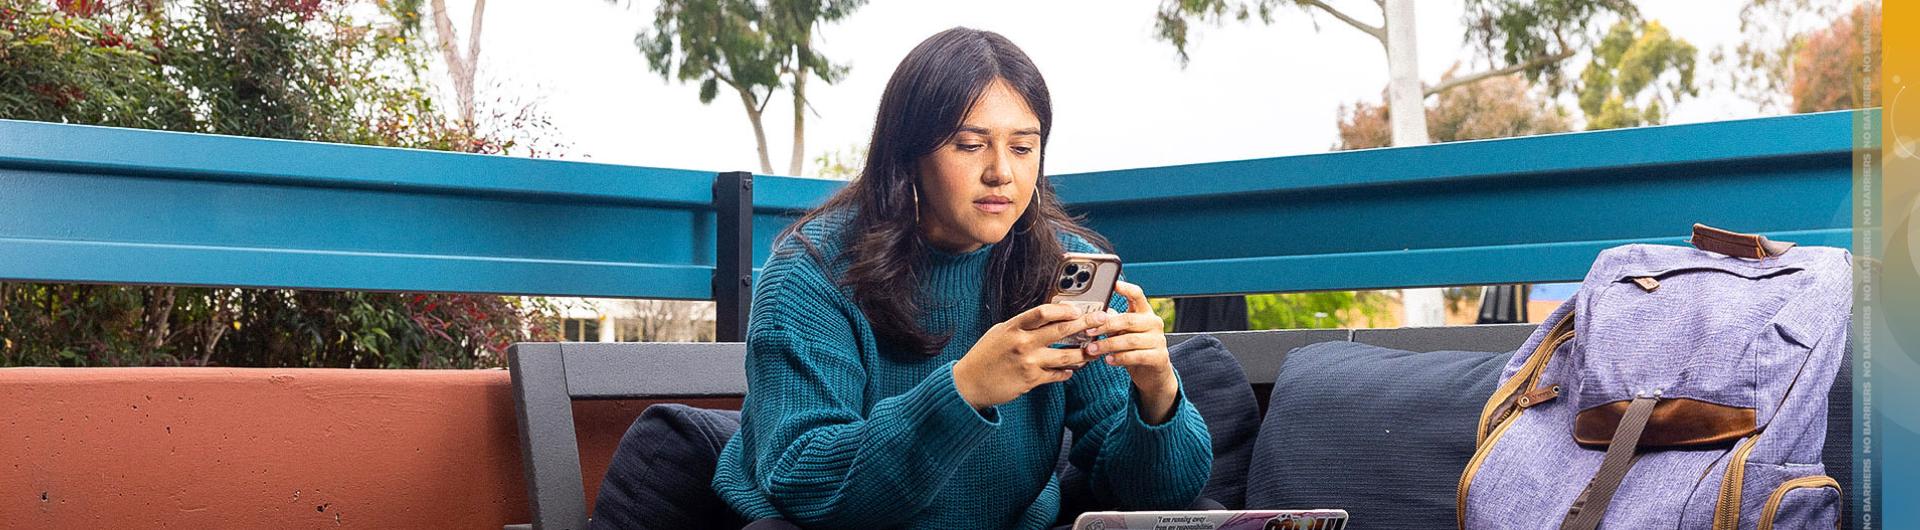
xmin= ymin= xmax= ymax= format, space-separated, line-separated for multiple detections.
xmin=0 ymin=367 xmax=741 ymax=529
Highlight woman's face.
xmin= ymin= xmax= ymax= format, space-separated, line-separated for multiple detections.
xmin=915 ymin=78 xmax=1042 ymax=254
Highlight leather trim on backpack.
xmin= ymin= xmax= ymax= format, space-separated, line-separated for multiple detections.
xmin=1689 ymin=223 xmax=1796 ymax=260
xmin=1573 ymin=398 xmax=1756 ymax=448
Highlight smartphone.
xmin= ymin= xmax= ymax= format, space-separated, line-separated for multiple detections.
xmin=1047 ymin=252 xmax=1122 ymax=345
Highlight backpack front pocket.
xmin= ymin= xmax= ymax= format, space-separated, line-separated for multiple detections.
xmin=1572 ymin=259 xmax=1811 ymax=449
xmin=1758 ymin=475 xmax=1841 ymax=530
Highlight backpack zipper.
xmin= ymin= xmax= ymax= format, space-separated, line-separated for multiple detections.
xmin=1476 ymin=315 xmax=1576 ymax=443
xmin=1713 ymin=434 xmax=1763 ymax=530
xmin=1713 ymin=308 xmax=1832 ymax=530
xmin=1756 ymin=475 xmax=1841 ymax=530
xmin=1458 ymin=313 xmax=1575 ymax=529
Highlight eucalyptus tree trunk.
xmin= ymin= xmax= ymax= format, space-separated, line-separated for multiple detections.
xmin=1384 ymin=0 xmax=1446 ymax=327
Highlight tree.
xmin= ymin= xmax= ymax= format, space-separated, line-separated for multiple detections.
xmin=629 ymin=0 xmax=863 ymax=175
xmin=0 ymin=0 xmax=561 ymax=368
xmin=427 ymin=0 xmax=486 ymax=129
xmin=1247 ymin=290 xmax=1390 ymax=329
xmin=1154 ymin=0 xmax=1638 ymax=106
xmin=1790 ymin=1 xmax=1879 ymax=113
xmin=620 ymin=299 xmax=717 ymax=342
xmin=1713 ymin=0 xmax=1848 ymax=113
xmin=1713 ymin=0 xmax=1879 ymax=115
xmin=1577 ymin=20 xmax=1697 ymax=130
xmin=1154 ymin=0 xmax=1632 ymax=326
xmin=810 ymin=144 xmax=864 ymax=180
xmin=1336 ymin=65 xmax=1572 ymax=150
xmin=765 ymin=0 xmax=858 ymax=177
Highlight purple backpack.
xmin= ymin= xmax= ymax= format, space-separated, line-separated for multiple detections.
xmin=1459 ymin=226 xmax=1851 ymax=530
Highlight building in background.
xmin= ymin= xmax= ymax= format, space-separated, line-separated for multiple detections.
xmin=552 ymin=298 xmax=716 ymax=343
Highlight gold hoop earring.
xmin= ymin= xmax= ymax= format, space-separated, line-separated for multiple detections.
xmin=1011 ymin=194 xmax=1038 ymax=235
xmin=1011 ymin=213 xmax=1035 ymax=235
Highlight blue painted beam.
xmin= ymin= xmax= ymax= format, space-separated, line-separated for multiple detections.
xmin=0 ymin=119 xmax=719 ymax=206
xmin=0 ymin=110 xmax=1869 ymax=299
xmin=1123 ymin=229 xmax=1853 ymax=296
xmin=0 ymin=119 xmax=729 ymax=299
xmin=1054 ymin=110 xmax=1864 ymax=296
xmin=1051 ymin=111 xmax=1857 ymax=205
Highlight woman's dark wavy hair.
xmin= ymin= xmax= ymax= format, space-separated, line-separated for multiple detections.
xmin=777 ymin=27 xmax=1109 ymax=357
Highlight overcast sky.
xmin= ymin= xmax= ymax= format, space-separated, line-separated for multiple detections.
xmin=438 ymin=0 xmax=1767 ymax=176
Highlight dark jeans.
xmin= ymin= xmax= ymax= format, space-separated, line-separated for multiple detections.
xmin=741 ymin=498 xmax=1227 ymax=530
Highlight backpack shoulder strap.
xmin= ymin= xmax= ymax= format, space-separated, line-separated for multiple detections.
xmin=1560 ymin=396 xmax=1659 ymax=530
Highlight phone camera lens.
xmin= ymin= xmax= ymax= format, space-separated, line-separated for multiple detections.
xmin=1059 ymin=278 xmax=1075 ymax=290
xmin=1075 ymin=271 xmax=1091 ymax=282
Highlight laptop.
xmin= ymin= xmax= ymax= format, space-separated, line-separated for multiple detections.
xmin=1071 ymin=509 xmax=1349 ymax=530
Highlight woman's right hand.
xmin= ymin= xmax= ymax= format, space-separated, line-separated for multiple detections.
xmin=952 ymin=302 xmax=1110 ymax=410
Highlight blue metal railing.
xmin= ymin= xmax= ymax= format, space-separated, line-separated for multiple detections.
xmin=1 ymin=119 xmax=719 ymax=299
xmin=0 ymin=110 xmax=1865 ymax=303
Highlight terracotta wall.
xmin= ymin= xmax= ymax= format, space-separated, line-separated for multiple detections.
xmin=0 ymin=367 xmax=740 ymax=529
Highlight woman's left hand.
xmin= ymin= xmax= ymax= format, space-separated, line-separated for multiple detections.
xmin=1081 ymin=281 xmax=1180 ymax=425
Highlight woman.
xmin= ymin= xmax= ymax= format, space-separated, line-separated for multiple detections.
xmin=711 ymin=27 xmax=1213 ymax=529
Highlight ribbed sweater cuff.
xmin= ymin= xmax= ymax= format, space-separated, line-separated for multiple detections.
xmin=1125 ymin=380 xmax=1191 ymax=432
xmin=1100 ymin=373 xmax=1212 ymax=508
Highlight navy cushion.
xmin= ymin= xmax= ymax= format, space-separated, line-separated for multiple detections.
xmin=1168 ymin=335 xmax=1261 ymax=508
xmin=1244 ymin=341 xmax=1512 ymax=529
xmin=1057 ymin=334 xmax=1260 ymax=518
xmin=589 ymin=404 xmax=745 ymax=530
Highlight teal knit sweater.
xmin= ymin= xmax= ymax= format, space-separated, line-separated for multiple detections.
xmin=711 ymin=208 xmax=1213 ymax=529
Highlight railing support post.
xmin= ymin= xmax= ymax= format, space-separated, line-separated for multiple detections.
xmin=1173 ymin=296 xmax=1249 ymax=333
xmin=713 ymin=171 xmax=753 ymax=342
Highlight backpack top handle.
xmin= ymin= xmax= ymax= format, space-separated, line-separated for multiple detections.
xmin=1690 ymin=223 xmax=1798 ymax=259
